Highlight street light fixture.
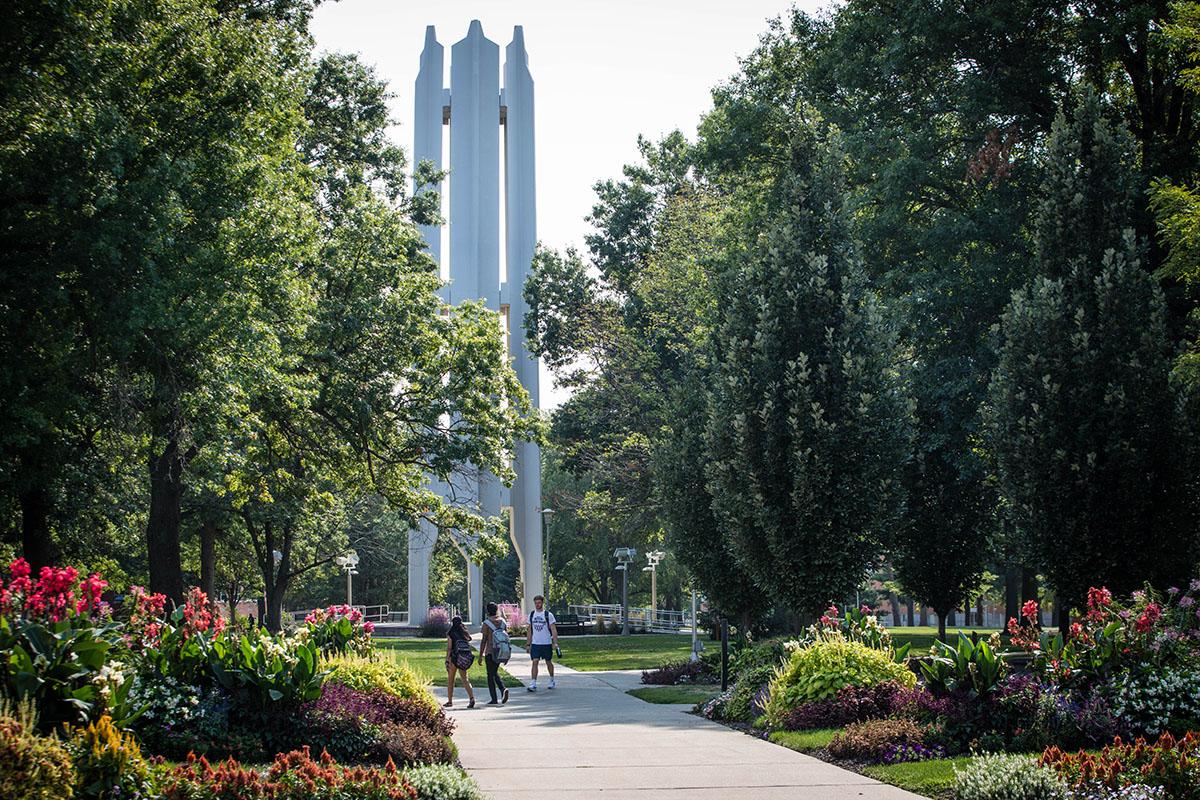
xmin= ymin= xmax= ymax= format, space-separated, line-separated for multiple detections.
xmin=335 ymin=550 xmax=359 ymax=607
xmin=540 ymin=508 xmax=555 ymax=601
xmin=642 ymin=550 xmax=665 ymax=629
xmin=613 ymin=547 xmax=637 ymax=636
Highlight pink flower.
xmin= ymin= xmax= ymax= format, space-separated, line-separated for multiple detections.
xmin=1021 ymin=600 xmax=1039 ymax=622
xmin=1134 ymin=602 xmax=1161 ymax=633
xmin=1086 ymin=587 xmax=1112 ymax=611
xmin=859 ymin=604 xmax=871 ymax=615
xmin=9 ymin=558 xmax=31 ymax=581
xmin=363 ymin=621 xmax=375 ymax=634
xmin=1181 ymin=596 xmax=1195 ymax=609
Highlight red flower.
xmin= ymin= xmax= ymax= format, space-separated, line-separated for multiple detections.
xmin=1134 ymin=602 xmax=1162 ymax=633
xmin=1021 ymin=600 xmax=1040 ymax=622
xmin=1087 ymin=586 xmax=1112 ymax=611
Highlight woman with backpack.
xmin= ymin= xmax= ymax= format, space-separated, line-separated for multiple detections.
xmin=444 ymin=615 xmax=476 ymax=708
xmin=480 ymin=602 xmax=511 ymax=705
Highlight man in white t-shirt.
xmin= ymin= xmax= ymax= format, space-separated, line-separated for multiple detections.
xmin=526 ymin=594 xmax=557 ymax=691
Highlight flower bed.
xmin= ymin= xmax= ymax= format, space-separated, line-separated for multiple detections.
xmin=0 ymin=560 xmax=484 ymax=799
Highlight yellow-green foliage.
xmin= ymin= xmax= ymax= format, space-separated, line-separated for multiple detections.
xmin=323 ymin=653 xmax=438 ymax=711
xmin=765 ymin=639 xmax=915 ymax=725
xmin=67 ymin=714 xmax=151 ymax=799
xmin=0 ymin=702 xmax=75 ymax=800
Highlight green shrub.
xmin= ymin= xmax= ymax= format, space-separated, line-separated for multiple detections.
xmin=954 ymin=753 xmax=1067 ymax=800
xmin=827 ymin=718 xmax=924 ymax=761
xmin=0 ymin=703 xmax=75 ymax=800
xmin=403 ymin=764 xmax=485 ymax=800
xmin=67 ymin=714 xmax=156 ymax=800
xmin=323 ymin=654 xmax=437 ymax=712
xmin=764 ymin=639 xmax=915 ymax=725
xmin=725 ymin=663 xmax=777 ymax=722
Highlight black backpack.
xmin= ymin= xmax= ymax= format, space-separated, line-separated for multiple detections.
xmin=452 ymin=636 xmax=475 ymax=670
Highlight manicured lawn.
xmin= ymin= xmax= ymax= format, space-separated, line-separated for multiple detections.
xmin=768 ymin=728 xmax=839 ymax=752
xmin=374 ymin=638 xmax=522 ymax=688
xmin=627 ymin=685 xmax=720 ymax=704
xmin=513 ymin=633 xmax=696 ymax=671
xmin=862 ymin=756 xmax=974 ymax=799
xmin=888 ymin=626 xmax=1000 ymax=654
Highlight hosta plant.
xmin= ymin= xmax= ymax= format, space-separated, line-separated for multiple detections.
xmin=764 ymin=638 xmax=915 ymax=726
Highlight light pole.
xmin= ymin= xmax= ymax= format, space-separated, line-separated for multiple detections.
xmin=613 ymin=547 xmax=636 ymax=636
xmin=540 ymin=508 xmax=555 ymax=601
xmin=642 ymin=550 xmax=664 ymax=628
xmin=335 ymin=551 xmax=359 ymax=607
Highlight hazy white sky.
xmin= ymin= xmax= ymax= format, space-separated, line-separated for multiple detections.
xmin=310 ymin=0 xmax=824 ymax=407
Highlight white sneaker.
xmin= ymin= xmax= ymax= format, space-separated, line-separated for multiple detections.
xmin=548 ymin=679 xmax=556 ymax=690
xmin=528 ymin=682 xmax=537 ymax=692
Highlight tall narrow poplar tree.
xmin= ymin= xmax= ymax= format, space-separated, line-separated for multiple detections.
xmin=706 ymin=132 xmax=912 ymax=615
xmin=987 ymin=92 xmax=1195 ymax=626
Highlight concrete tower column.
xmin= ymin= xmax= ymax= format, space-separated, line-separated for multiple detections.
xmin=503 ymin=27 xmax=543 ymax=612
xmin=406 ymin=518 xmax=436 ymax=626
xmin=413 ymin=26 xmax=444 ymax=265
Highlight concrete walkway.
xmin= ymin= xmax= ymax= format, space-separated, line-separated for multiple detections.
xmin=445 ymin=648 xmax=926 ymax=799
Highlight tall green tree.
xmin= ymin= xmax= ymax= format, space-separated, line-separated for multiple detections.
xmin=987 ymin=93 xmax=1195 ymax=627
xmin=705 ymin=132 xmax=913 ymax=615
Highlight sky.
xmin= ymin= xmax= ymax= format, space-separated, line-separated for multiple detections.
xmin=310 ymin=0 xmax=824 ymax=407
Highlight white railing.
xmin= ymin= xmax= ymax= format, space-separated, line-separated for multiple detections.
xmin=287 ymin=604 xmax=393 ymax=623
xmin=566 ymin=603 xmax=696 ymax=631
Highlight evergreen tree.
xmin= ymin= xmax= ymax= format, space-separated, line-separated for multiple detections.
xmin=986 ymin=92 xmax=1195 ymax=626
xmin=705 ymin=133 xmax=913 ymax=615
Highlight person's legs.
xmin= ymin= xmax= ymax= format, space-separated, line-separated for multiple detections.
xmin=461 ymin=665 xmax=475 ymax=704
xmin=485 ymin=654 xmax=500 ymax=703
xmin=530 ymin=656 xmax=540 ymax=683
xmin=445 ymin=663 xmax=455 ymax=706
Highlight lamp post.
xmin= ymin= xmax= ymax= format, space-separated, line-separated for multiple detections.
xmin=613 ymin=547 xmax=636 ymax=636
xmin=540 ymin=508 xmax=555 ymax=601
xmin=335 ymin=551 xmax=359 ymax=607
xmin=642 ymin=550 xmax=664 ymax=629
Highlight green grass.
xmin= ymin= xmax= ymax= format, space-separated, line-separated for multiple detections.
xmin=627 ymin=685 xmax=720 ymax=704
xmin=889 ymin=626 xmax=1000 ymax=655
xmin=861 ymin=756 xmax=974 ymax=798
xmin=513 ymin=633 xmax=695 ymax=671
xmin=374 ymin=638 xmax=522 ymax=688
xmin=768 ymin=728 xmax=839 ymax=752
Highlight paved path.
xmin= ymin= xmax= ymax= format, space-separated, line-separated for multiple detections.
xmin=444 ymin=648 xmax=926 ymax=799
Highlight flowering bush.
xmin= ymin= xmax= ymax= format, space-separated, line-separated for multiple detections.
xmin=419 ymin=607 xmax=450 ymax=638
xmin=827 ymin=718 xmax=925 ymax=762
xmin=157 ymin=747 xmax=419 ymax=800
xmin=990 ymin=673 xmax=1126 ymax=752
xmin=306 ymin=604 xmax=375 ymax=657
xmin=402 ymin=763 xmax=485 ymax=800
xmin=724 ymin=662 xmax=777 ymax=722
xmin=1041 ymin=731 xmax=1200 ymax=799
xmin=879 ymin=741 xmax=946 ymax=764
xmin=763 ymin=639 xmax=916 ymax=726
xmin=696 ymin=689 xmax=732 ymax=720
xmin=1108 ymin=665 xmax=1200 ymax=736
xmin=797 ymin=604 xmax=906 ymax=656
xmin=497 ymin=603 xmax=525 ymax=637
xmin=954 ymin=753 xmax=1067 ymax=800
xmin=0 ymin=702 xmax=75 ymax=800
xmin=0 ymin=559 xmax=133 ymax=727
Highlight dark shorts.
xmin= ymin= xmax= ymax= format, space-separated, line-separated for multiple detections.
xmin=529 ymin=643 xmax=554 ymax=661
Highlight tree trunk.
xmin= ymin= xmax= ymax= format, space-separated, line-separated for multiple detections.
xmin=919 ymin=603 xmax=928 ymax=627
xmin=1058 ymin=597 xmax=1072 ymax=638
xmin=266 ymin=579 xmax=287 ymax=632
xmin=19 ymin=486 xmax=55 ymax=571
xmin=890 ymin=593 xmax=902 ymax=626
xmin=905 ymin=597 xmax=915 ymax=627
xmin=937 ymin=609 xmax=947 ymax=642
xmin=199 ymin=521 xmax=218 ymax=601
xmin=1021 ymin=568 xmax=1038 ymax=606
xmin=146 ymin=432 xmax=187 ymax=604
xmin=1005 ymin=566 xmax=1020 ymax=625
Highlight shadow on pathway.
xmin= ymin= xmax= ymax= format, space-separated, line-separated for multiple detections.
xmin=445 ymin=647 xmax=927 ymax=799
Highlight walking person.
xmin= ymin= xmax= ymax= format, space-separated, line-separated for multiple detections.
xmin=480 ymin=602 xmax=512 ymax=705
xmin=444 ymin=615 xmax=476 ymax=708
xmin=527 ymin=595 xmax=557 ymax=692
